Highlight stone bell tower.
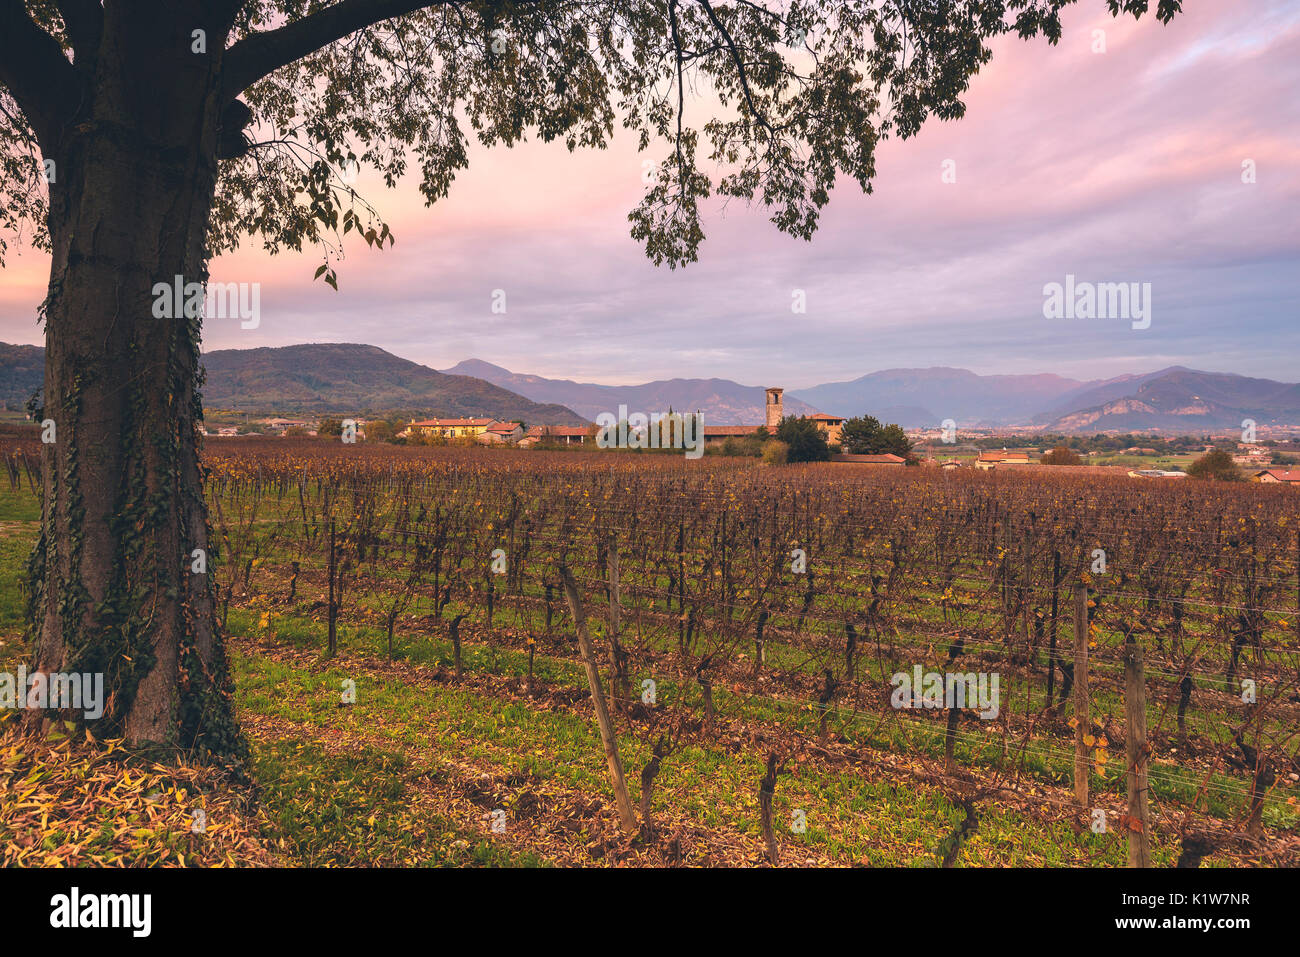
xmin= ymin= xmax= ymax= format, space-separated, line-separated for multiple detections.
xmin=765 ymin=387 xmax=784 ymax=429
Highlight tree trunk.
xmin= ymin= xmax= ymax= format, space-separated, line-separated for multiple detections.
xmin=25 ymin=15 xmax=245 ymax=762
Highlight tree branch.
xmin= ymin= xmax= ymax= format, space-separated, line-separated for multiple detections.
xmin=0 ymin=0 xmax=83 ymax=146
xmin=54 ymin=0 xmax=104 ymax=62
xmin=219 ymin=0 xmax=456 ymax=105
xmin=695 ymin=0 xmax=775 ymax=136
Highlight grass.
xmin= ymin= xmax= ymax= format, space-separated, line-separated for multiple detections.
xmin=1 ymin=475 xmax=1296 ymax=867
xmin=251 ymin=737 xmax=545 ymax=866
xmin=229 ymin=640 xmax=1178 ymax=866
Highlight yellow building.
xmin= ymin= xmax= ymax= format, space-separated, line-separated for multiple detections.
xmin=975 ymin=450 xmax=1031 ymax=471
xmin=404 ymin=417 xmax=499 ymax=439
xmin=808 ymin=412 xmax=845 ymax=445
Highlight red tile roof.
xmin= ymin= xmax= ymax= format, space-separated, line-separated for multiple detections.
xmin=410 ymin=417 xmax=497 ymax=428
xmin=833 ymin=453 xmax=906 ymax=464
xmin=977 ymin=450 xmax=1030 ymax=461
xmin=1256 ymin=469 xmax=1300 ymax=482
xmin=808 ymin=413 xmax=844 ymax=422
xmin=526 ymin=426 xmax=591 ymax=437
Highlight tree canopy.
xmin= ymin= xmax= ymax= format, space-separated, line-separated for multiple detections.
xmin=1 ymin=0 xmax=1182 ymax=279
xmin=1187 ymin=447 xmax=1244 ymax=482
xmin=774 ymin=414 xmax=830 ymax=462
xmin=840 ymin=414 xmax=911 ymax=458
xmin=1041 ymin=445 xmax=1081 ymax=465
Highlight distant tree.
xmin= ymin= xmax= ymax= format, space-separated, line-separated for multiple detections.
xmin=364 ymin=419 xmax=398 ymax=443
xmin=879 ymin=424 xmax=913 ymax=459
xmin=775 ymin=416 xmax=830 ymax=463
xmin=1041 ymin=445 xmax=1082 ymax=466
xmin=761 ymin=440 xmax=789 ymax=467
xmin=840 ymin=415 xmax=912 ymax=458
xmin=1269 ymin=452 xmax=1297 ymax=466
xmin=1187 ymin=448 xmax=1244 ymax=482
xmin=282 ymin=425 xmax=309 ymax=437
xmin=318 ymin=416 xmax=344 ymax=437
xmin=840 ymin=415 xmax=883 ymax=453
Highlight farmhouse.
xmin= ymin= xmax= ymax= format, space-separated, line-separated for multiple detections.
xmin=975 ymin=450 xmax=1031 ymax=471
xmin=1253 ymin=469 xmax=1300 ymax=484
xmin=403 ymin=417 xmax=523 ymax=443
xmin=702 ymin=425 xmax=762 ymax=446
xmin=403 ymin=417 xmax=498 ymax=439
xmin=520 ymin=425 xmax=592 ymax=446
xmin=831 ymin=453 xmax=906 ymax=466
xmin=481 ymin=422 xmax=524 ymax=444
xmin=1128 ymin=469 xmax=1187 ymax=479
xmin=263 ymin=417 xmax=313 ymax=433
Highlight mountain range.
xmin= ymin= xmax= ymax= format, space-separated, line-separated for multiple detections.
xmin=3 ymin=341 xmax=1298 ymax=432
xmin=442 ymin=358 xmax=821 ymax=424
xmin=449 ymin=359 xmax=1300 ymax=431
xmin=0 ymin=343 xmax=586 ymax=425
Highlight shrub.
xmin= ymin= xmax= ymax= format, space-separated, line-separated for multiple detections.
xmin=774 ymin=416 xmax=830 ymax=463
xmin=1041 ymin=445 xmax=1081 ymax=465
xmin=1187 ymin=447 xmax=1244 ymax=481
xmin=761 ymin=439 xmax=789 ymax=466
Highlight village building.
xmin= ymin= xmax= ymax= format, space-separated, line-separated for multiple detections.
xmin=519 ymin=425 xmax=592 ymax=447
xmin=262 ymin=417 xmax=313 ymax=433
xmin=402 ymin=417 xmax=500 ymax=439
xmin=808 ymin=412 xmax=846 ymax=444
xmin=480 ymin=421 xmax=524 ymax=444
xmin=974 ymin=450 xmax=1031 ymax=471
xmin=1253 ymin=469 xmax=1300 ymax=484
xmin=831 ymin=453 xmax=906 ymax=466
xmin=703 ymin=387 xmax=844 ymax=446
xmin=1233 ymin=453 xmax=1270 ymax=467
xmin=702 ymin=425 xmax=761 ymax=446
xmin=1128 ymin=469 xmax=1187 ymax=479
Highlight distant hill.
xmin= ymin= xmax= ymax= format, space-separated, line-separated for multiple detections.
xmin=200 ymin=345 xmax=586 ymax=422
xmin=789 ymin=367 xmax=1091 ymax=427
xmin=6 ymin=342 xmax=1298 ymax=432
xmin=1044 ymin=369 xmax=1300 ymax=431
xmin=0 ymin=342 xmax=44 ymax=411
xmin=0 ymin=343 xmax=586 ymax=425
xmin=443 ymin=358 xmax=820 ymax=424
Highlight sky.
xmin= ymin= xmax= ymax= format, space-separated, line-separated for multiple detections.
xmin=1 ymin=0 xmax=1298 ymax=390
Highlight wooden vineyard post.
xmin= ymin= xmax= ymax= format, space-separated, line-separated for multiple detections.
xmin=758 ymin=753 xmax=780 ymax=866
xmin=607 ymin=540 xmax=630 ymax=707
xmin=1073 ymin=583 xmax=1090 ymax=807
xmin=608 ymin=542 xmax=620 ymax=638
xmin=559 ymin=565 xmax=637 ymax=834
xmin=327 ymin=519 xmax=337 ymax=658
xmin=1124 ymin=639 xmax=1151 ymax=867
xmin=1047 ymin=550 xmax=1060 ymax=707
